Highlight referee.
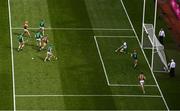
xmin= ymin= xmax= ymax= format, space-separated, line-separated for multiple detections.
xmin=169 ymin=59 xmax=176 ymax=77
xmin=158 ymin=28 xmax=165 ymax=45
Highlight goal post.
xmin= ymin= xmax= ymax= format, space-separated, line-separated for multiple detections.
xmin=141 ymin=0 xmax=168 ymax=72
xmin=142 ymin=23 xmax=168 ymax=72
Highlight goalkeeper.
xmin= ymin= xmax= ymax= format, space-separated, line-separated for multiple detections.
xmin=131 ymin=50 xmax=138 ymax=68
xmin=115 ymin=42 xmax=128 ymax=53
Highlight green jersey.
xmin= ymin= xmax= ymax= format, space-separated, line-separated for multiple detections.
xmin=35 ymin=32 xmax=42 ymax=39
xmin=132 ymin=52 xmax=137 ymax=60
xmin=40 ymin=20 xmax=45 ymax=27
xmin=17 ymin=35 xmax=24 ymax=42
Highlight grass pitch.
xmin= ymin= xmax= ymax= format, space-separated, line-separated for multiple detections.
xmin=0 ymin=0 xmax=175 ymax=110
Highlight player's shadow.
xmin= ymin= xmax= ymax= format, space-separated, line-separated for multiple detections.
xmin=36 ymin=55 xmax=44 ymax=61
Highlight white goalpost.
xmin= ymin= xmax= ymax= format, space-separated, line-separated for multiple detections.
xmin=141 ymin=0 xmax=169 ymax=72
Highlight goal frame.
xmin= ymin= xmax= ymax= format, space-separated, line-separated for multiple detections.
xmin=141 ymin=0 xmax=168 ymax=73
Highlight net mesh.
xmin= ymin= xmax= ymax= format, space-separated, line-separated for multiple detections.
xmin=142 ymin=24 xmax=168 ymax=72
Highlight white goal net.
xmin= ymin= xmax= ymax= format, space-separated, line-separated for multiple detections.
xmin=142 ymin=24 xmax=168 ymax=72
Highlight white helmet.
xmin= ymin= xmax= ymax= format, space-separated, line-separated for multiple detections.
xmin=171 ymin=59 xmax=174 ymax=62
xmin=123 ymin=42 xmax=127 ymax=45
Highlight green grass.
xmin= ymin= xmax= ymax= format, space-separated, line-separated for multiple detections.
xmin=0 ymin=0 xmax=13 ymax=109
xmin=0 ymin=0 xmax=179 ymax=110
xmin=123 ymin=0 xmax=180 ymax=109
xmin=9 ymin=0 xmax=167 ymax=110
xmin=96 ymin=37 xmax=155 ymax=84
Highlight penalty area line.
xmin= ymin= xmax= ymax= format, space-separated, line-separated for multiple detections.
xmin=94 ymin=36 xmax=110 ymax=85
xmin=11 ymin=27 xmax=134 ymax=31
xmin=109 ymin=84 xmax=157 ymax=87
xmin=15 ymin=94 xmax=162 ymax=98
xmin=95 ymin=35 xmax=136 ymax=38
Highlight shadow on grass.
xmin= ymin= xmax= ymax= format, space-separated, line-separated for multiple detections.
xmin=36 ymin=55 xmax=44 ymax=61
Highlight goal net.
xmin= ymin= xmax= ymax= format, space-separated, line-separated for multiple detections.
xmin=142 ymin=24 xmax=168 ymax=72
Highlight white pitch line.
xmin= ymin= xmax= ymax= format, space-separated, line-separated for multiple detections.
xmin=120 ymin=0 xmax=169 ymax=110
xmin=94 ymin=36 xmax=110 ymax=85
xmin=15 ymin=94 xmax=162 ymax=98
xmin=8 ymin=0 xmax=16 ymax=110
xmin=11 ymin=27 xmax=133 ymax=31
xmin=109 ymin=84 xmax=157 ymax=87
xmin=95 ymin=36 xmax=136 ymax=38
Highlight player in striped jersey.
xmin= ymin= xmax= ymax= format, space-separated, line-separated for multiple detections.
xmin=40 ymin=35 xmax=49 ymax=50
xmin=138 ymin=72 xmax=146 ymax=94
xmin=23 ymin=21 xmax=31 ymax=37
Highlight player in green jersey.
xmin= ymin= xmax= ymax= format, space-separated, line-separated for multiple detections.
xmin=17 ymin=34 xmax=25 ymax=51
xmin=131 ymin=50 xmax=138 ymax=68
xmin=44 ymin=45 xmax=57 ymax=62
xmin=35 ymin=31 xmax=43 ymax=48
xmin=39 ymin=20 xmax=45 ymax=35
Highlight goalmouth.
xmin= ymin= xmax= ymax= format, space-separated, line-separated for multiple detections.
xmin=141 ymin=24 xmax=168 ymax=73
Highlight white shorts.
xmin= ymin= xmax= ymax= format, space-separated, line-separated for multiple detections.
xmin=47 ymin=52 xmax=52 ymax=57
xmin=140 ymin=80 xmax=144 ymax=86
xmin=24 ymin=29 xmax=28 ymax=32
xmin=40 ymin=27 xmax=45 ymax=30
xmin=36 ymin=38 xmax=41 ymax=41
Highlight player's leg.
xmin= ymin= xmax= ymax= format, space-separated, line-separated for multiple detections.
xmin=140 ymin=81 xmax=145 ymax=94
xmin=41 ymin=27 xmax=45 ymax=35
xmin=21 ymin=42 xmax=24 ymax=49
xmin=40 ymin=42 xmax=47 ymax=50
xmin=24 ymin=29 xmax=31 ymax=37
xmin=40 ymin=42 xmax=44 ymax=50
xmin=115 ymin=47 xmax=121 ymax=52
xmin=124 ymin=48 xmax=128 ymax=53
xmin=18 ymin=42 xmax=21 ymax=51
xmin=134 ymin=59 xmax=138 ymax=68
xmin=44 ymin=52 xmax=49 ymax=62
xmin=43 ymin=28 xmax=45 ymax=35
xmin=18 ymin=42 xmax=24 ymax=51
xmin=36 ymin=39 xmax=41 ymax=47
xmin=120 ymin=48 xmax=124 ymax=52
xmin=52 ymin=54 xmax=58 ymax=60
xmin=39 ymin=40 xmax=42 ymax=48
xmin=44 ymin=52 xmax=52 ymax=61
